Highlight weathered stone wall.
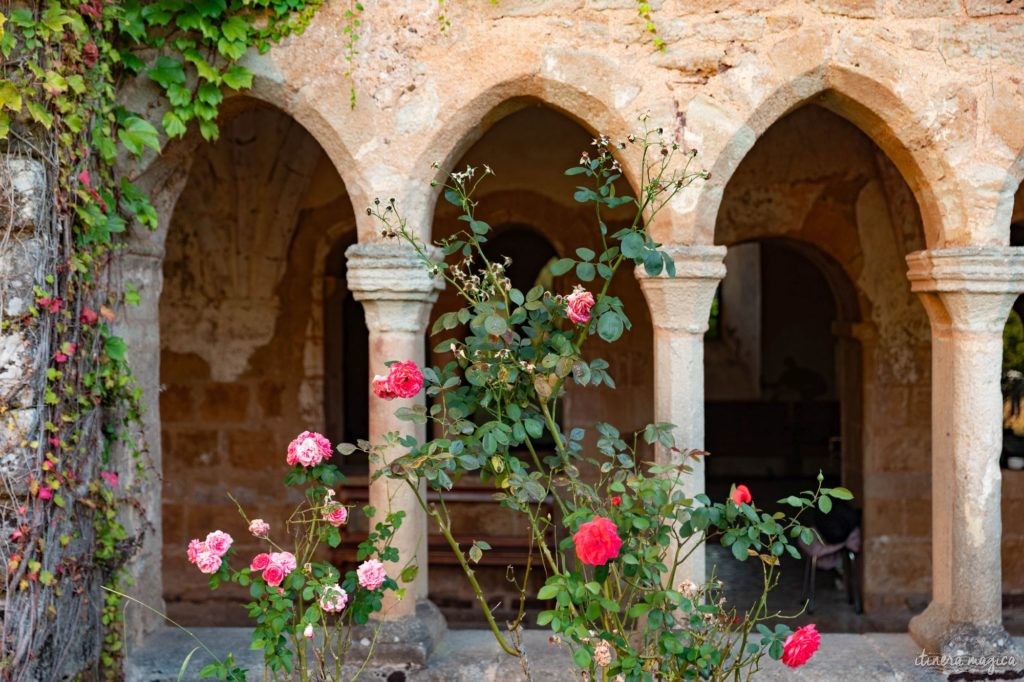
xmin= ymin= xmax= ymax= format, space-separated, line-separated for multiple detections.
xmin=123 ymin=0 xmax=1024 ymax=632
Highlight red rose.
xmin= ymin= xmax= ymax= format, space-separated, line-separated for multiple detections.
xmin=573 ymin=516 xmax=622 ymax=566
xmin=372 ymin=374 xmax=397 ymax=400
xmin=249 ymin=553 xmax=271 ymax=572
xmin=781 ymin=623 xmax=820 ymax=668
xmin=610 ymin=496 xmax=622 ymax=506
xmin=387 ymin=360 xmax=424 ymax=399
xmin=262 ymin=563 xmax=286 ymax=587
xmin=730 ymin=484 xmax=752 ymax=506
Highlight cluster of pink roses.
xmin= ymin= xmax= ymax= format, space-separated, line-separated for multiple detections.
xmin=187 ymin=530 xmax=234 ymax=575
xmin=250 ymin=551 xmax=297 ymax=587
xmin=286 ymin=431 xmax=333 ymax=468
xmin=371 ymin=360 xmax=424 ymax=401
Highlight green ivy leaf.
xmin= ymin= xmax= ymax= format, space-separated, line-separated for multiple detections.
xmin=221 ymin=65 xmax=253 ymax=90
xmin=147 ymin=56 xmax=186 ymax=88
xmin=162 ymin=110 xmax=187 ymax=138
xmin=104 ymin=336 xmax=128 ymax=362
xmin=0 ymin=81 xmax=22 ymax=112
xmin=26 ymin=101 xmax=53 ymax=129
xmin=166 ymin=84 xmax=192 ymax=107
xmin=118 ymin=116 xmax=161 ymax=156
xmin=221 ymin=15 xmax=249 ymax=41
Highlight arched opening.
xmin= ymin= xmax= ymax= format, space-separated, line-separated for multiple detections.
xmin=323 ymin=235 xmax=370 ymax=469
xmin=159 ymin=101 xmax=357 ymax=625
xmin=708 ymin=104 xmax=930 ymax=631
xmin=424 ymin=102 xmax=650 ymax=626
xmin=1002 ymin=182 xmax=1024 ymax=607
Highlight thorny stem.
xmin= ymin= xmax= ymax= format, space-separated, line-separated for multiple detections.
xmin=404 ymin=479 xmax=521 ymax=657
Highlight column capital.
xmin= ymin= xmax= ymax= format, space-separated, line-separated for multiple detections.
xmin=635 ymin=244 xmax=727 ymax=333
xmin=906 ymin=247 xmax=1024 ymax=334
xmin=907 ymin=247 xmax=1024 ymax=294
xmin=346 ymin=242 xmax=443 ymax=333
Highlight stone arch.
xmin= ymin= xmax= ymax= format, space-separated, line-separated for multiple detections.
xmin=134 ymin=71 xmax=369 ymax=253
xmin=408 ymin=75 xmax=640 ymax=242
xmin=687 ymin=65 xmax=960 ymax=249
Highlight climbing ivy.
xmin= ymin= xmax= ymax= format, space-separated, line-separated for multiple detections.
xmin=0 ymin=1 xmax=666 ymax=678
xmin=0 ymin=1 xmax=323 ymax=678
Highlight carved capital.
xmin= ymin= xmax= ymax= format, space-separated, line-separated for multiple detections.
xmin=635 ymin=245 xmax=727 ymax=333
xmin=345 ymin=242 xmax=443 ymax=334
xmin=906 ymin=248 xmax=1024 ymax=334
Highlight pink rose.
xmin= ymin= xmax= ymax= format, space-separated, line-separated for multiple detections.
xmin=37 ymin=486 xmax=53 ymax=500
xmin=565 ymin=286 xmax=595 ymax=325
xmin=323 ymin=504 xmax=348 ymax=527
xmin=356 ymin=559 xmax=387 ymax=591
xmin=303 ymin=623 xmax=314 ymax=639
xmin=372 ymin=374 xmax=398 ymax=401
xmin=187 ymin=539 xmax=205 ymax=564
xmin=286 ymin=431 xmax=332 ymax=468
xmin=386 ymin=361 xmax=424 ymax=399
xmin=99 ymin=471 xmax=118 ymax=487
xmin=270 ymin=551 xmax=297 ymax=574
xmin=205 ymin=530 xmax=233 ymax=557
xmin=319 ymin=584 xmax=349 ymax=613
xmin=250 ymin=553 xmax=271 ymax=572
xmin=782 ymin=624 xmax=821 ymax=668
xmin=262 ymin=563 xmax=286 ymax=587
xmin=573 ymin=516 xmax=622 ymax=566
xmin=248 ymin=519 xmax=270 ymax=538
xmin=195 ymin=550 xmax=222 ymax=575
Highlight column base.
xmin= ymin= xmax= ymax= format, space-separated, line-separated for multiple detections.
xmin=910 ymin=602 xmax=1023 ymax=674
xmin=347 ymin=599 xmax=447 ymax=668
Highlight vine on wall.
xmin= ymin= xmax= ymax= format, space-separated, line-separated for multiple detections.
xmin=0 ymin=1 xmax=321 ymax=678
xmin=0 ymin=0 xmax=665 ymax=678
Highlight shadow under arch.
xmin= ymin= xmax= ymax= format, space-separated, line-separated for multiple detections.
xmin=411 ymin=76 xmax=641 ymax=240
xmin=692 ymin=65 xmax=959 ymax=249
xmin=157 ymin=99 xmax=359 ymax=626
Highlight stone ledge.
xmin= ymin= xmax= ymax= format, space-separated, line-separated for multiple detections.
xmin=126 ymin=628 xmax=1024 ymax=681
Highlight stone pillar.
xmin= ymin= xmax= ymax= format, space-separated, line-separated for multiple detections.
xmin=346 ymin=242 xmax=441 ymax=618
xmin=636 ymin=244 xmax=726 ymax=587
xmin=907 ymin=247 xmax=1024 ymax=660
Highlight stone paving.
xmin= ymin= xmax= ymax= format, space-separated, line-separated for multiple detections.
xmin=127 ymin=627 xmax=1024 ymax=681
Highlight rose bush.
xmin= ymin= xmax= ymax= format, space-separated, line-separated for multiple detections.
xmin=340 ymin=120 xmax=846 ymax=680
xmin=185 ymin=431 xmax=414 ymax=681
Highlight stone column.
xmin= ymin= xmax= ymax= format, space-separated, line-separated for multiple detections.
xmin=636 ymin=244 xmax=726 ymax=587
xmin=346 ymin=242 xmax=441 ymax=619
xmin=907 ymin=247 xmax=1024 ymax=660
